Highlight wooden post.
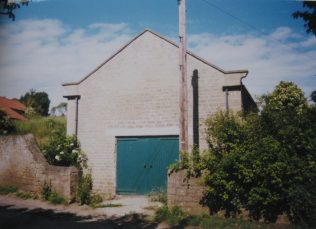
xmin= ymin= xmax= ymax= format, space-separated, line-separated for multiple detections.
xmin=179 ymin=0 xmax=188 ymax=152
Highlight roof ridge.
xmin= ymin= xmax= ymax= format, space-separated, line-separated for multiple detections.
xmin=62 ymin=29 xmax=248 ymax=86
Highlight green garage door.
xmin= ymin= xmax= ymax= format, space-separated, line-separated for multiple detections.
xmin=116 ymin=136 xmax=179 ymax=195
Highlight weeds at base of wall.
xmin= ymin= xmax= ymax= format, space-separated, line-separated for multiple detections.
xmin=16 ymin=191 xmax=39 ymax=200
xmin=148 ymin=188 xmax=167 ymax=204
xmin=0 ymin=186 xmax=18 ymax=195
xmin=41 ymin=181 xmax=66 ymax=205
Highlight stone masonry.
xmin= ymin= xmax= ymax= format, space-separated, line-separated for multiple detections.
xmin=0 ymin=134 xmax=78 ymax=200
xmin=168 ymin=170 xmax=208 ymax=215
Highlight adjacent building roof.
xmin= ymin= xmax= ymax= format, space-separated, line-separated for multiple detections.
xmin=0 ymin=96 xmax=27 ymax=121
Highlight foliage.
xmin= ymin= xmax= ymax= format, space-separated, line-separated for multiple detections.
xmin=154 ymin=205 xmax=186 ymax=226
xmin=0 ymin=185 xmax=17 ymax=195
xmin=0 ymin=0 xmax=29 ymax=21
xmin=186 ymin=214 xmax=275 ymax=229
xmin=76 ymin=174 xmax=92 ymax=205
xmin=20 ymin=89 xmax=50 ymax=117
xmin=48 ymin=192 xmax=66 ymax=205
xmin=41 ymin=181 xmax=65 ymax=204
xmin=16 ymin=191 xmax=38 ymax=200
xmin=0 ymin=110 xmax=16 ymax=135
xmin=41 ymin=181 xmax=52 ymax=201
xmin=15 ymin=116 xmax=66 ymax=149
xmin=293 ymin=1 xmax=316 ymax=36
xmin=169 ymin=148 xmax=204 ymax=178
xmin=200 ymin=82 xmax=316 ymax=227
xmin=148 ymin=187 xmax=167 ymax=204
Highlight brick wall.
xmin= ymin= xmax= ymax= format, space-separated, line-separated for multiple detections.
xmin=0 ymin=134 xmax=78 ymax=200
xmin=168 ymin=170 xmax=208 ymax=215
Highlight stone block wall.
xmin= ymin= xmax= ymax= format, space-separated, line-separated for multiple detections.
xmin=168 ymin=170 xmax=208 ymax=215
xmin=0 ymin=134 xmax=78 ymax=200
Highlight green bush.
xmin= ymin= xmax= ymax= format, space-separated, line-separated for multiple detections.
xmin=41 ymin=181 xmax=52 ymax=200
xmin=76 ymin=174 xmax=92 ymax=205
xmin=169 ymin=82 xmax=316 ymax=227
xmin=200 ymin=82 xmax=316 ymax=227
xmin=0 ymin=110 xmax=16 ymax=135
xmin=42 ymin=130 xmax=86 ymax=168
xmin=48 ymin=192 xmax=66 ymax=205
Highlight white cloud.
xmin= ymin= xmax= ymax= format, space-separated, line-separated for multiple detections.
xmin=0 ymin=19 xmax=315 ymax=111
xmin=0 ymin=19 xmax=133 ymax=108
xmin=188 ymin=28 xmax=316 ymax=98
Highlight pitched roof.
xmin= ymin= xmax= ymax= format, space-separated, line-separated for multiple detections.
xmin=0 ymin=96 xmax=27 ymax=121
xmin=63 ymin=29 xmax=248 ymax=86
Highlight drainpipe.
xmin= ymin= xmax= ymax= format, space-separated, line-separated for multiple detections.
xmin=75 ymin=96 xmax=79 ymax=137
xmin=225 ymin=88 xmax=229 ymax=111
xmin=240 ymin=72 xmax=248 ymax=115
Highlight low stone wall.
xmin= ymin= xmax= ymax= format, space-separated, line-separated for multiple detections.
xmin=0 ymin=134 xmax=78 ymax=200
xmin=168 ymin=170 xmax=208 ymax=215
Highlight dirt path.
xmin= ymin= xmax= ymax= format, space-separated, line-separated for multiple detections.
xmin=0 ymin=194 xmax=168 ymax=229
xmin=0 ymin=194 xmax=161 ymax=219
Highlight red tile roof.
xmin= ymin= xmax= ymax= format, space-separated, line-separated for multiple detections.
xmin=0 ymin=96 xmax=27 ymax=121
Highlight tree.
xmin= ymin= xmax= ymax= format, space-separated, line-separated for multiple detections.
xmin=0 ymin=0 xmax=29 ymax=20
xmin=20 ymin=89 xmax=50 ymax=117
xmin=201 ymin=82 xmax=316 ymax=226
xmin=51 ymin=102 xmax=67 ymax=116
xmin=293 ymin=1 xmax=316 ymax=36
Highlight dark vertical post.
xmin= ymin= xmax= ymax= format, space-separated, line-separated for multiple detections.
xmin=75 ymin=97 xmax=79 ymax=137
xmin=225 ymin=88 xmax=229 ymax=111
xmin=192 ymin=70 xmax=199 ymax=148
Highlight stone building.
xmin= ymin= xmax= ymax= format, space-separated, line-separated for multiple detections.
xmin=63 ymin=29 xmax=255 ymax=197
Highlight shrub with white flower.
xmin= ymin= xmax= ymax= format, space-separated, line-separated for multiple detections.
xmin=42 ymin=130 xmax=86 ymax=168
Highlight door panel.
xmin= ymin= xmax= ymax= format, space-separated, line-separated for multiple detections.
xmin=116 ymin=136 xmax=179 ymax=194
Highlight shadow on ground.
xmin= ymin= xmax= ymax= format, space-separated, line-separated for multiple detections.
xmin=0 ymin=205 xmax=159 ymax=229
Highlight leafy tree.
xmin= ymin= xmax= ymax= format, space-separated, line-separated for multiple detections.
xmin=200 ymin=82 xmax=316 ymax=227
xmin=0 ymin=0 xmax=29 ymax=21
xmin=20 ymin=89 xmax=50 ymax=116
xmin=293 ymin=1 xmax=316 ymax=36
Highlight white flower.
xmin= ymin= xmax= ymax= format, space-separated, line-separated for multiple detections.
xmin=72 ymin=149 xmax=78 ymax=154
xmin=60 ymin=151 xmax=64 ymax=155
xmin=70 ymin=143 xmax=74 ymax=146
xmin=55 ymin=155 xmax=61 ymax=161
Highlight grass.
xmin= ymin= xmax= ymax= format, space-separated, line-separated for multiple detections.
xmin=47 ymin=192 xmax=66 ymax=205
xmin=148 ymin=187 xmax=167 ymax=204
xmin=16 ymin=191 xmax=38 ymax=200
xmin=0 ymin=186 xmax=18 ymax=195
xmin=14 ymin=116 xmax=66 ymax=149
xmin=154 ymin=205 xmax=295 ymax=229
xmin=92 ymin=203 xmax=123 ymax=208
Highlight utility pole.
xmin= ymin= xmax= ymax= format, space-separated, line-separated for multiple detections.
xmin=178 ymin=0 xmax=188 ymax=152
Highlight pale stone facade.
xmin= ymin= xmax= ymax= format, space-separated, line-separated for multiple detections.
xmin=63 ymin=29 xmax=254 ymax=197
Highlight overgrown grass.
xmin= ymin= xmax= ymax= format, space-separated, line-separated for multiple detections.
xmin=154 ymin=205 xmax=294 ymax=228
xmin=148 ymin=187 xmax=167 ymax=204
xmin=16 ymin=191 xmax=38 ymax=200
xmin=14 ymin=116 xmax=66 ymax=149
xmin=0 ymin=186 xmax=17 ymax=195
xmin=47 ymin=192 xmax=66 ymax=205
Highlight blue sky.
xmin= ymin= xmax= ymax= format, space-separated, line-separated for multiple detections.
xmin=0 ymin=0 xmax=315 ymax=107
